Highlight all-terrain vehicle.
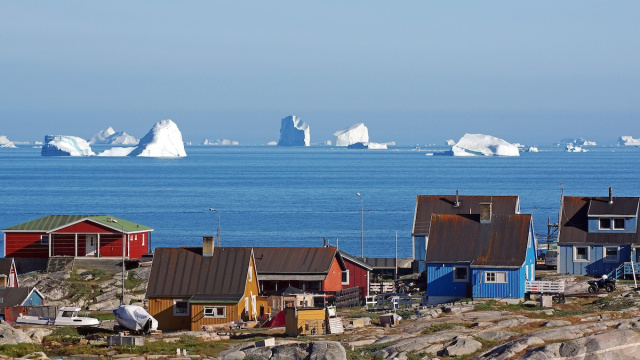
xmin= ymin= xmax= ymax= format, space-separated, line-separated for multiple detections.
xmin=587 ymin=275 xmax=616 ymax=294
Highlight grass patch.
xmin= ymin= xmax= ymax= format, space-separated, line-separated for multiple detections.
xmin=474 ymin=300 xmax=541 ymax=312
xmin=395 ymin=310 xmax=415 ymax=319
xmin=0 ymin=344 xmax=44 ymax=358
xmin=92 ymin=311 xmax=116 ymax=321
xmin=421 ymin=321 xmax=473 ymax=335
xmin=125 ymin=271 xmax=146 ymax=290
xmin=592 ymin=296 xmax=636 ymax=311
xmin=116 ymin=335 xmax=225 ymax=356
xmin=343 ymin=311 xmax=380 ymax=320
xmin=346 ymin=341 xmax=398 ymax=360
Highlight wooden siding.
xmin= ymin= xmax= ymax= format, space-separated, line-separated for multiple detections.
xmin=52 ymin=234 xmax=75 ymax=256
xmin=190 ymin=303 xmax=239 ymax=331
xmin=343 ymin=259 xmax=369 ymax=298
xmin=284 ymin=307 xmax=326 ymax=336
xmin=127 ymin=232 xmax=149 ymax=258
xmin=322 ymin=257 xmax=343 ymax=292
xmin=148 ymin=297 xmax=191 ymax=330
xmin=427 ymin=264 xmax=469 ymax=298
xmin=472 ymin=268 xmax=524 ymax=299
xmin=5 ymin=233 xmax=48 ymax=258
xmin=99 ymin=234 xmax=126 ymax=257
xmin=56 ymin=221 xmax=115 ymax=234
xmin=559 ymin=244 xmax=631 ymax=275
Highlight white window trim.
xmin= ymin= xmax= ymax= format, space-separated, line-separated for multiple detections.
xmin=203 ymin=306 xmax=226 ymax=318
xmin=599 ymin=218 xmax=612 ymax=230
xmin=485 ymin=271 xmax=508 ymax=283
xmin=248 ymin=265 xmax=253 ymax=283
xmin=604 ymin=246 xmax=620 ymax=263
xmin=453 ymin=266 xmax=469 ymax=282
xmin=173 ymin=299 xmax=189 ymax=317
xmin=573 ymin=246 xmax=590 ymax=262
xmin=613 ymin=218 xmax=625 ymax=230
xmin=342 ymin=270 xmax=350 ymax=285
xmin=40 ymin=235 xmax=49 ymax=246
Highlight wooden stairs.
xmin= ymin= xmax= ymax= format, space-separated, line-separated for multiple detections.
xmin=46 ymin=256 xmax=75 ymax=273
xmin=327 ymin=317 xmax=344 ymax=334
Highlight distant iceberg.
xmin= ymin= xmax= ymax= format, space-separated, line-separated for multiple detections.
xmin=347 ymin=142 xmax=388 ymax=150
xmin=41 ymin=135 xmax=95 ymax=156
xmin=0 ymin=135 xmax=17 ymax=148
xmin=450 ymin=133 xmax=520 ymax=157
xmin=618 ymin=136 xmax=640 ymax=146
xmin=445 ymin=139 xmax=456 ymax=146
xmin=90 ymin=127 xmax=139 ymax=145
xmin=527 ymin=146 xmax=539 ymax=152
xmin=203 ymin=138 xmax=239 ymax=146
xmin=565 ymin=143 xmax=588 ymax=153
xmin=126 ymin=119 xmax=187 ymax=157
xmin=334 ymin=123 xmax=369 ymax=147
xmin=267 ymin=141 xmax=278 ymax=146
xmin=278 ymin=115 xmax=310 ymax=146
xmin=558 ymin=138 xmax=597 ymax=146
xmin=97 ymin=147 xmax=136 ymax=157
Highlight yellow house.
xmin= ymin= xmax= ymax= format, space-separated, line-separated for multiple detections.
xmin=146 ymin=237 xmax=267 ymax=331
xmin=284 ymin=307 xmax=326 ymax=336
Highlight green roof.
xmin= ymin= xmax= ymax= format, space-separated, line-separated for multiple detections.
xmin=3 ymin=215 xmax=153 ymax=233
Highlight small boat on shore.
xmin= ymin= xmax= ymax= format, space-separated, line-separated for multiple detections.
xmin=113 ymin=305 xmax=158 ymax=333
xmin=16 ymin=306 xmax=100 ymax=326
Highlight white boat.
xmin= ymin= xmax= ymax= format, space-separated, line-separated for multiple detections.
xmin=113 ymin=305 xmax=158 ymax=333
xmin=16 ymin=307 xmax=100 ymax=326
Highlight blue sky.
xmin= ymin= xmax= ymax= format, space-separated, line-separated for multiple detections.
xmin=1 ymin=2 xmax=639 ymax=145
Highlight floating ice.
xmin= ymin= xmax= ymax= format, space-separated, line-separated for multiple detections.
xmin=347 ymin=142 xmax=388 ymax=150
xmin=450 ymin=133 xmax=520 ymax=157
xmin=127 ymin=119 xmax=187 ymax=157
xmin=445 ymin=139 xmax=456 ymax=146
xmin=0 ymin=135 xmax=17 ymax=148
xmin=90 ymin=127 xmax=139 ymax=145
xmin=618 ymin=136 xmax=640 ymax=146
xmin=334 ymin=123 xmax=369 ymax=147
xmin=97 ymin=147 xmax=136 ymax=156
xmin=278 ymin=115 xmax=310 ymax=146
xmin=527 ymin=146 xmax=539 ymax=152
xmin=41 ymin=135 xmax=95 ymax=156
xmin=565 ymin=143 xmax=588 ymax=152
xmin=203 ymin=138 xmax=239 ymax=146
xmin=559 ymin=138 xmax=597 ymax=146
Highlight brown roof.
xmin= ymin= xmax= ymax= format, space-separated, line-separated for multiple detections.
xmin=425 ymin=214 xmax=532 ymax=267
xmin=559 ymin=196 xmax=640 ymax=245
xmin=412 ymin=195 xmax=520 ymax=236
xmin=364 ymin=257 xmax=396 ymax=269
xmin=253 ymin=247 xmax=341 ymax=275
xmin=0 ymin=258 xmax=14 ymax=277
xmin=146 ymin=247 xmax=252 ymax=302
xmin=0 ymin=287 xmax=38 ymax=315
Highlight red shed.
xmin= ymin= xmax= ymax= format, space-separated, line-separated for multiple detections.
xmin=338 ymin=250 xmax=373 ymax=298
xmin=2 ymin=215 xmax=153 ymax=259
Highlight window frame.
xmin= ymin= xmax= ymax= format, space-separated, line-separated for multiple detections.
xmin=203 ymin=306 xmax=226 ymax=318
xmin=453 ymin=266 xmax=469 ymax=282
xmin=599 ymin=218 xmax=611 ymax=230
xmin=40 ymin=235 xmax=49 ymax=246
xmin=341 ymin=270 xmax=350 ymax=285
xmin=604 ymin=246 xmax=620 ymax=263
xmin=173 ymin=299 xmax=189 ymax=317
xmin=485 ymin=271 xmax=508 ymax=283
xmin=573 ymin=246 xmax=590 ymax=262
xmin=613 ymin=218 xmax=625 ymax=230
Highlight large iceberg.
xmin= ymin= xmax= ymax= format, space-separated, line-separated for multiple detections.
xmin=41 ymin=135 xmax=95 ymax=156
xmin=126 ymin=119 xmax=187 ymax=157
xmin=558 ymin=138 xmax=597 ymax=146
xmin=0 ymin=135 xmax=17 ymax=148
xmin=90 ymin=127 xmax=139 ymax=145
xmin=618 ymin=136 xmax=640 ymax=146
xmin=333 ymin=123 xmax=369 ymax=147
xmin=450 ymin=133 xmax=520 ymax=157
xmin=278 ymin=115 xmax=310 ymax=146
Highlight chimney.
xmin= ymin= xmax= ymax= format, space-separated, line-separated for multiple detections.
xmin=479 ymin=202 xmax=492 ymax=224
xmin=609 ymin=187 xmax=613 ymax=204
xmin=203 ymin=235 xmax=215 ymax=257
xmin=454 ymin=190 xmax=460 ymax=207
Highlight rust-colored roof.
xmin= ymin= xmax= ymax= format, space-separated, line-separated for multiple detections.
xmin=253 ymin=247 xmax=339 ymax=275
xmin=559 ymin=196 xmax=640 ymax=245
xmin=146 ymin=247 xmax=252 ymax=302
xmin=364 ymin=257 xmax=396 ymax=269
xmin=425 ymin=214 xmax=531 ymax=267
xmin=412 ymin=195 xmax=519 ymax=236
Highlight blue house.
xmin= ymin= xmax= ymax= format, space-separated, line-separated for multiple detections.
xmin=425 ymin=203 xmax=536 ymax=305
xmin=0 ymin=287 xmax=45 ymax=320
xmin=411 ymin=193 xmax=520 ymax=272
xmin=557 ymin=188 xmax=640 ymax=276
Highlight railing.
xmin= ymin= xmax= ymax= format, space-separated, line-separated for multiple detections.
xmin=332 ymin=287 xmax=361 ymax=308
xmin=525 ymin=280 xmax=565 ymax=294
xmin=607 ymin=262 xmax=640 ymax=279
xmin=370 ymin=282 xmax=394 ymax=294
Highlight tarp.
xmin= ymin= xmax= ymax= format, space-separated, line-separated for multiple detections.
xmin=113 ymin=305 xmax=158 ymax=332
xmin=262 ymin=311 xmax=285 ymax=328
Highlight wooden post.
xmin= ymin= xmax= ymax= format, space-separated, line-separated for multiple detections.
xmin=74 ymin=234 xmax=78 ymax=257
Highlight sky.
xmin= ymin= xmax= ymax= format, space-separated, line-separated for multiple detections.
xmin=1 ymin=2 xmax=639 ymax=146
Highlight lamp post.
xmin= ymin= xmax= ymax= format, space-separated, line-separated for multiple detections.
xmin=109 ymin=218 xmax=126 ymax=306
xmin=356 ymin=193 xmax=363 ymax=258
xmin=209 ymin=208 xmax=221 ymax=247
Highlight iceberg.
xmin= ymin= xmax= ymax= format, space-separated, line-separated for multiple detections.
xmin=450 ymin=133 xmax=520 ymax=157
xmin=97 ymin=147 xmax=136 ymax=157
xmin=565 ymin=143 xmax=588 ymax=152
xmin=41 ymin=135 xmax=95 ymax=156
xmin=0 ymin=135 xmax=17 ymax=148
xmin=333 ymin=123 xmax=369 ymax=147
xmin=347 ymin=142 xmax=388 ymax=150
xmin=618 ymin=136 xmax=640 ymax=146
xmin=278 ymin=115 xmax=310 ymax=146
xmin=527 ymin=146 xmax=539 ymax=152
xmin=203 ymin=138 xmax=239 ymax=146
xmin=267 ymin=141 xmax=278 ymax=146
xmin=126 ymin=119 xmax=187 ymax=157
xmin=558 ymin=138 xmax=597 ymax=146
xmin=90 ymin=127 xmax=139 ymax=145
xmin=445 ymin=139 xmax=456 ymax=146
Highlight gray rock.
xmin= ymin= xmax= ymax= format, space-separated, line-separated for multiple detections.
xmin=22 ymin=328 xmax=53 ymax=343
xmin=219 ymin=350 xmax=246 ymax=360
xmin=19 ymin=352 xmax=48 ymax=359
xmin=244 ymin=346 xmax=273 ymax=359
xmin=95 ymin=289 xmax=118 ymax=303
xmin=444 ymin=337 xmax=482 ymax=357
xmin=0 ymin=322 xmax=33 ymax=345
xmin=491 ymin=317 xmax=540 ymax=329
xmin=541 ymin=320 xmax=572 ymax=327
xmin=307 ymin=341 xmax=347 ymax=360
xmin=88 ymin=298 xmax=120 ymax=311
xmin=522 ymin=329 xmax=640 ymax=359
xmin=475 ymin=330 xmax=517 ymax=342
xmin=478 ymin=336 xmax=545 ymax=360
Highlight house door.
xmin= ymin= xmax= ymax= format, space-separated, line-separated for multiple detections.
xmin=86 ymin=235 xmax=97 ymax=256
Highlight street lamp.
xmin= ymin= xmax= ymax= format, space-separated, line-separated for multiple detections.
xmin=108 ymin=218 xmax=126 ymax=306
xmin=209 ymin=208 xmax=221 ymax=247
xmin=356 ymin=193 xmax=363 ymax=258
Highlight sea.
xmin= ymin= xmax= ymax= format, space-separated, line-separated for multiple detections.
xmin=1 ymin=145 xmax=639 ymax=259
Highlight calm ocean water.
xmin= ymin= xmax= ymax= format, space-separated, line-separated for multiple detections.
xmin=1 ymin=146 xmax=639 ymax=258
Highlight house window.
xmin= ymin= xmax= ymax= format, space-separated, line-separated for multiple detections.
xmin=142 ymin=234 xmax=145 ymax=246
xmin=574 ymin=246 xmax=590 ymax=262
xmin=342 ymin=270 xmax=350 ymax=285
xmin=173 ymin=299 xmax=189 ymax=316
xmin=248 ymin=265 xmax=253 ymax=282
xmin=599 ymin=218 xmax=611 ymax=230
xmin=203 ymin=306 xmax=226 ymax=318
xmin=40 ymin=235 xmax=49 ymax=245
xmin=453 ymin=266 xmax=469 ymax=282
xmin=604 ymin=247 xmax=620 ymax=263
xmin=613 ymin=218 xmax=625 ymax=230
xmin=485 ymin=272 xmax=507 ymax=283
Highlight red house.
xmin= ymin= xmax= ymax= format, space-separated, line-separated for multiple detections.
xmin=339 ymin=250 xmax=373 ymax=299
xmin=2 ymin=215 xmax=153 ymax=259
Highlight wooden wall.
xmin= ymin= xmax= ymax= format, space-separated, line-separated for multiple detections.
xmin=190 ymin=303 xmax=239 ymax=331
xmin=147 ymin=297 xmax=191 ymax=330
